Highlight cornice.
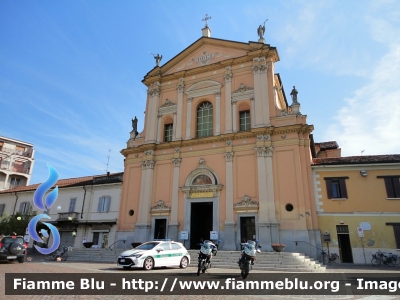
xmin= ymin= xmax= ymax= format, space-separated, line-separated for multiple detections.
xmin=120 ymin=124 xmax=313 ymax=157
xmin=142 ymin=49 xmax=278 ymax=86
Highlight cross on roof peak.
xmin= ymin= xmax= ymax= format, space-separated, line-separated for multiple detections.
xmin=202 ymin=14 xmax=211 ymax=28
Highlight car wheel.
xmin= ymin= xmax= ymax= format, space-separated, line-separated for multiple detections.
xmin=123 ymin=266 xmax=131 ymax=270
xmin=179 ymin=257 xmax=189 ymax=269
xmin=143 ymin=257 xmax=154 ymax=270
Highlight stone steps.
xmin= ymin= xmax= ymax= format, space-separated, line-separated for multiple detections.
xmin=63 ymin=248 xmax=325 ymax=272
xmin=187 ymin=250 xmax=325 ymax=272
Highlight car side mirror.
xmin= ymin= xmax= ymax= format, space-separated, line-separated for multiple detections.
xmin=156 ymin=247 xmax=163 ymax=252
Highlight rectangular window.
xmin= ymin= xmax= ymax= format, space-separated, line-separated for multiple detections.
xmin=164 ymin=124 xmax=173 ymax=142
xmin=239 ymin=110 xmax=250 ymax=131
xmin=378 ymin=176 xmax=400 ymax=198
xmin=10 ymin=177 xmax=21 ymax=188
xmin=97 ymin=196 xmax=111 ymax=212
xmin=324 ymin=177 xmax=348 ymax=199
xmin=19 ymin=202 xmax=30 ymax=214
xmin=69 ymin=198 xmax=77 ymax=213
xmin=0 ymin=204 xmax=5 ymax=217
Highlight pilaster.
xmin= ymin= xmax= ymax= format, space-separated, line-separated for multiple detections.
xmin=223 ymin=140 xmax=236 ymax=250
xmin=145 ymin=82 xmax=161 ymax=143
xmin=224 ymin=69 xmax=233 ymax=133
xmin=252 ymin=58 xmax=270 ymax=127
xmin=232 ymin=101 xmax=237 ymax=132
xmin=185 ymin=97 xmax=193 ymax=140
xmin=172 ymin=113 xmax=177 ymax=141
xmin=215 ymin=92 xmax=221 ymax=135
xmin=156 ymin=115 xmax=162 ymax=143
xmin=169 ymin=152 xmax=181 ymax=241
xmin=136 ymin=151 xmax=156 ymax=241
xmin=175 ymin=78 xmax=184 ymax=140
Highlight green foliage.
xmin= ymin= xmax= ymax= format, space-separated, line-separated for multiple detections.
xmin=0 ymin=207 xmax=36 ymax=236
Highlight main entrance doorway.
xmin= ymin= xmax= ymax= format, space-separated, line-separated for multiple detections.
xmin=240 ymin=216 xmax=256 ymax=242
xmin=190 ymin=202 xmax=213 ymax=249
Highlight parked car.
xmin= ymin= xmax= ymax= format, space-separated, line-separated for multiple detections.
xmin=0 ymin=235 xmax=27 ymax=263
xmin=117 ymin=240 xmax=190 ymax=270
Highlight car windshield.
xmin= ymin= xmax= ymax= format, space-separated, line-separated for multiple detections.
xmin=2 ymin=237 xmax=24 ymax=244
xmin=134 ymin=242 xmax=159 ymax=250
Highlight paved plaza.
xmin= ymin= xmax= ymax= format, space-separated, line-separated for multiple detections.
xmin=1 ymin=257 xmax=399 ymax=300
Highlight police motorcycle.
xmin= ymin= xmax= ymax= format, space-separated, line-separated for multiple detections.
xmin=197 ymin=239 xmax=219 ymax=276
xmin=238 ymin=240 xmax=261 ymax=279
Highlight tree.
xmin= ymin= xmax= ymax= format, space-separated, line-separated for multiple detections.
xmin=0 ymin=207 xmax=36 ymax=236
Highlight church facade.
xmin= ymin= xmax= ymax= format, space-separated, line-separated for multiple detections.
xmin=117 ymin=25 xmax=320 ymax=256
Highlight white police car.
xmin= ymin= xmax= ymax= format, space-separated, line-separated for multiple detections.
xmin=117 ymin=240 xmax=191 ymax=270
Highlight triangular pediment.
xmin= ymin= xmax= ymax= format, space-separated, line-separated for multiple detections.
xmin=144 ymin=37 xmax=278 ymax=81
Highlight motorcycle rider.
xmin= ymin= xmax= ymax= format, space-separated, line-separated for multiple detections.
xmin=199 ymin=239 xmax=216 ymax=265
xmin=238 ymin=240 xmax=257 ymax=265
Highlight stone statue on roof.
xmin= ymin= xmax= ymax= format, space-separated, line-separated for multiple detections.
xmin=257 ymin=19 xmax=268 ymax=42
xmin=290 ymin=86 xmax=298 ymax=104
xmin=132 ymin=116 xmax=138 ymax=133
xmin=150 ymin=53 xmax=162 ymax=67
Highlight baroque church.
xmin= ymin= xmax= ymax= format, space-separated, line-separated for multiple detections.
xmin=116 ymin=20 xmax=320 ymax=256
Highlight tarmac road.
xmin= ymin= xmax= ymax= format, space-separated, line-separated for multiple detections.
xmin=1 ymin=257 xmax=399 ymax=300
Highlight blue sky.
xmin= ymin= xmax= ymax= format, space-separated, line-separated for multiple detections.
xmin=1 ymin=1 xmax=399 ymax=184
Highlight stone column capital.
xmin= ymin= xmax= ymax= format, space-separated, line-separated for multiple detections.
xmin=141 ymin=160 xmax=156 ymax=169
xmin=224 ymin=151 xmax=234 ymax=162
xmin=255 ymin=147 xmax=273 ymax=157
xmin=172 ymin=158 xmax=182 ymax=167
xmin=224 ymin=73 xmax=233 ymax=82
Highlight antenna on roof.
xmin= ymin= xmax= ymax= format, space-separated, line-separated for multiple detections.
xmin=104 ymin=149 xmax=111 ymax=173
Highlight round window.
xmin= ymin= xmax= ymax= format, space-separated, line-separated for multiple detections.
xmin=129 ymin=210 xmax=134 ymax=216
xmin=285 ymin=204 xmax=294 ymax=212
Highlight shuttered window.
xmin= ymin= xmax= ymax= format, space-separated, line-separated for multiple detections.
xmin=97 ymin=196 xmax=111 ymax=212
xmin=69 ymin=198 xmax=77 ymax=213
xmin=18 ymin=202 xmax=30 ymax=214
xmin=377 ymin=176 xmax=400 ymax=198
xmin=324 ymin=177 xmax=348 ymax=199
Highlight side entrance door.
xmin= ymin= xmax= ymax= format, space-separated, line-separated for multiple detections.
xmin=240 ymin=217 xmax=256 ymax=242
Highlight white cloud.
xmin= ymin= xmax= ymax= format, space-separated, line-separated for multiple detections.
xmin=326 ymin=44 xmax=400 ymax=155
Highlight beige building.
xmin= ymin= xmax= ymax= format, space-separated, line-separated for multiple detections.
xmin=117 ymin=24 xmax=320 ymax=256
xmin=0 ymin=172 xmax=123 ymax=250
xmin=0 ymin=136 xmax=35 ymax=191
xmin=312 ymin=146 xmax=400 ymax=264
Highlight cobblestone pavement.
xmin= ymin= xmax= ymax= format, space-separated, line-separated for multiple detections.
xmin=1 ymin=257 xmax=399 ymax=300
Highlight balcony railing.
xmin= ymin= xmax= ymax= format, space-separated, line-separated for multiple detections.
xmin=0 ymin=147 xmax=33 ymax=158
xmin=1 ymin=182 xmax=23 ymax=189
xmin=57 ymin=212 xmax=79 ymax=221
xmin=0 ymin=162 xmax=31 ymax=174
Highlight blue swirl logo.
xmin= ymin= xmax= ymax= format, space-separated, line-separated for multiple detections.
xmin=28 ymin=164 xmax=60 ymax=255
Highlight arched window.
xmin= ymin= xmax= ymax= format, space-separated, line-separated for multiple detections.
xmin=197 ymin=102 xmax=213 ymax=137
